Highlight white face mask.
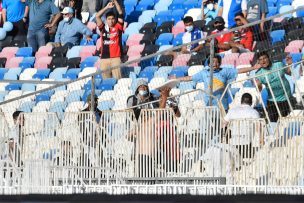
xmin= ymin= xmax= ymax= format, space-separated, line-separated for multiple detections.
xmin=207 ymin=3 xmax=214 ymax=10
xmin=185 ymin=25 xmax=194 ymax=32
xmin=138 ymin=90 xmax=148 ymax=97
xmin=63 ymin=17 xmax=70 ymax=22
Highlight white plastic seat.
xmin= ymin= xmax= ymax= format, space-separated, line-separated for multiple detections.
xmin=116 ymin=78 xmax=132 ymax=88
xmin=148 ymin=77 xmax=167 ymax=90
xmin=32 ymin=101 xmax=51 ymax=112
xmin=98 ymin=90 xmax=115 ymax=102
xmin=188 ymin=65 xmax=204 ymax=76
xmin=36 ymin=79 xmax=55 ymax=91
xmin=65 ymin=101 xmax=84 ymax=112
xmin=184 ymin=8 xmax=202 ymax=21
xmin=19 ymin=68 xmax=37 ymax=80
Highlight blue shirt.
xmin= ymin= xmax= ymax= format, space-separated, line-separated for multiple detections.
xmin=26 ymin=0 xmax=59 ymax=31
xmin=55 ymin=18 xmax=93 ymax=45
xmin=219 ymin=0 xmax=247 ymax=28
xmin=192 ymin=67 xmax=238 ymax=109
xmin=2 ymin=0 xmax=26 ymax=23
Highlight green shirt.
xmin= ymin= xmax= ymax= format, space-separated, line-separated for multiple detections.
xmin=256 ymin=62 xmax=291 ymax=102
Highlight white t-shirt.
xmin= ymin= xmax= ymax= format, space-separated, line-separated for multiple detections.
xmin=182 ymin=29 xmax=206 ymax=52
xmin=225 ymin=104 xmax=260 ymax=145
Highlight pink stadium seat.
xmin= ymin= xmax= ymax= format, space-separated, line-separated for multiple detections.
xmin=288 ymin=40 xmax=304 ymax=49
xmin=80 ymin=46 xmax=97 ymax=61
xmin=222 ymin=53 xmax=239 ymax=66
xmin=172 ymin=21 xmax=185 ymax=37
xmin=127 ymin=44 xmax=145 ymax=56
xmin=126 ymin=33 xmax=144 ymax=46
xmin=273 ymin=17 xmax=284 ymax=22
xmin=5 ymin=57 xmax=24 ymax=68
xmin=237 ymin=52 xmax=255 ymax=66
xmin=87 ymin=22 xmax=97 ymax=32
xmin=0 ymin=47 xmax=19 ymax=62
xmin=35 ymin=46 xmax=53 ymax=59
xmin=34 ymin=56 xmax=52 ymax=69
xmin=284 ymin=46 xmax=301 ymax=53
xmin=172 ymin=54 xmax=191 ymax=67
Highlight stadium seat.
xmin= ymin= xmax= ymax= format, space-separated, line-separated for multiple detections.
xmin=184 ymin=8 xmax=202 ymax=21
xmin=19 ymin=68 xmax=37 ymax=80
xmin=188 ymin=65 xmax=204 ymax=76
xmin=270 ymin=30 xmax=286 ymax=44
xmin=34 ymin=56 xmax=52 ymax=69
xmin=127 ymin=44 xmax=145 ymax=56
xmin=279 ymin=5 xmax=293 ymax=18
xmin=156 ymin=33 xmax=174 ymax=46
xmin=98 ymin=100 xmax=115 ymax=110
xmin=80 ymin=46 xmax=96 ymax=61
xmin=5 ymin=83 xmax=21 ymax=91
xmin=172 ymin=53 xmax=191 ymax=67
xmin=172 ymin=32 xmax=185 ymax=46
xmin=50 ymin=46 xmax=68 ymax=57
xmin=35 ymin=46 xmax=53 ymax=59
xmin=267 ymin=6 xmax=278 ymax=17
xmin=5 ymin=57 xmax=23 ymax=68
xmin=48 ymin=57 xmax=68 ymax=69
xmin=15 ymin=47 xmax=33 ymax=57
xmin=66 ymin=46 xmax=82 ymax=59
xmin=126 ymin=33 xmax=144 ymax=46
xmin=124 ymin=22 xmax=143 ymax=36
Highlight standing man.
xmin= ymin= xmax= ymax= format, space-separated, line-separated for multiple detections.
xmin=26 ymin=0 xmax=61 ymax=52
xmin=218 ymin=0 xmax=247 ymax=28
xmin=246 ymin=0 xmax=268 ymax=41
xmin=95 ymin=0 xmax=123 ymax=79
xmin=2 ymin=0 xmax=29 ymax=39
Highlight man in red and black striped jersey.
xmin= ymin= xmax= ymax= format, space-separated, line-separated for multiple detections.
xmin=96 ymin=0 xmax=123 ymax=79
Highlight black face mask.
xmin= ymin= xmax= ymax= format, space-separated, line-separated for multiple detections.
xmin=215 ymin=24 xmax=225 ymax=31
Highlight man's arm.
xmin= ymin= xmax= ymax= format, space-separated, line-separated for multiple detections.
xmin=113 ymin=0 xmax=124 ymax=24
xmin=260 ymin=13 xmax=266 ymax=32
xmin=45 ymin=13 xmax=61 ymax=28
xmin=218 ymin=7 xmax=223 ymax=16
xmin=95 ymin=2 xmax=114 ymax=27
xmin=238 ymin=63 xmax=261 ymax=74
xmin=2 ymin=9 xmax=6 ymax=23
xmin=192 ymin=44 xmax=204 ymax=52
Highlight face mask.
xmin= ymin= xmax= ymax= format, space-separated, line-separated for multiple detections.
xmin=215 ymin=24 xmax=225 ymax=31
xmin=207 ymin=3 xmax=214 ymax=10
xmin=185 ymin=25 xmax=193 ymax=32
xmin=63 ymin=17 xmax=70 ymax=22
xmin=138 ymin=90 xmax=148 ymax=97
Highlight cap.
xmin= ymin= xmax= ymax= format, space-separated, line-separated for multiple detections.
xmin=61 ymin=7 xmax=74 ymax=14
xmin=214 ymin=16 xmax=225 ymax=24
xmin=135 ymin=79 xmax=149 ymax=94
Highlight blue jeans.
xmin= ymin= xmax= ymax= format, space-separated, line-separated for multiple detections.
xmin=27 ymin=28 xmax=48 ymax=53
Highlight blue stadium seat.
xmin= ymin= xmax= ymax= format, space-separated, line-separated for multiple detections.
xmin=0 ymin=68 xmax=9 ymax=75
xmin=80 ymin=38 xmax=95 ymax=46
xmin=139 ymin=71 xmax=154 ymax=82
xmin=179 ymin=81 xmax=195 ymax=91
xmin=143 ymin=66 xmax=158 ymax=72
xmin=7 ymin=67 xmax=22 ymax=76
xmin=141 ymin=10 xmax=157 ymax=19
xmin=49 ymin=67 xmax=68 ymax=80
xmin=138 ymin=15 xmax=153 ymax=25
xmin=98 ymin=100 xmax=115 ymax=111
xmin=270 ymin=30 xmax=285 ymax=44
xmin=15 ymin=47 xmax=33 ymax=57
xmin=21 ymin=83 xmax=36 ymax=91
xmin=122 ymin=34 xmax=129 ymax=47
xmin=102 ymin=78 xmax=117 ymax=86
xmin=21 ymin=57 xmax=35 ymax=66
xmin=170 ymin=9 xmax=185 ymax=23
xmin=183 ymin=0 xmax=196 ymax=12
xmin=36 ymin=94 xmax=50 ymax=103
xmin=136 ymin=3 xmax=153 ymax=12
xmin=125 ymin=0 xmax=138 ymax=6
xmin=296 ymin=8 xmax=304 ymax=17
xmin=267 ymin=7 xmax=278 ymax=17
xmin=154 ymin=11 xmax=171 ymax=26
xmin=174 ymin=66 xmax=189 ymax=74
xmin=172 ymin=32 xmax=185 ymax=46
xmin=125 ymin=4 xmax=135 ymax=16
xmin=279 ymin=5 xmax=293 ymax=18
xmin=63 ymin=68 xmax=81 ymax=80
xmin=66 ymin=46 xmax=82 ymax=59
xmin=98 ymin=83 xmax=114 ymax=91
xmin=277 ymin=0 xmax=292 ymax=7
xmin=66 ymin=90 xmax=83 ymax=104
xmin=36 ymin=69 xmax=51 ymax=77
xmin=150 ymin=89 xmax=160 ymax=97
xmin=18 ymin=101 xmax=35 ymax=112
xmin=4 ymin=73 xmax=18 ymax=80
xmin=156 ymin=33 xmax=174 ymax=46
xmin=80 ymin=56 xmax=99 ymax=70
xmin=124 ymin=22 xmax=143 ymax=36
xmin=169 ymin=3 xmax=184 ymax=10
xmin=0 ymin=91 xmax=7 ymax=102
xmin=5 ymin=83 xmax=21 ymax=91
xmin=169 ymin=69 xmax=185 ymax=78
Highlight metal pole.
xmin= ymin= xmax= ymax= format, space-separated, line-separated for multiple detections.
xmin=209 ymin=38 xmax=215 ymax=106
xmin=91 ymin=75 xmax=95 ymax=112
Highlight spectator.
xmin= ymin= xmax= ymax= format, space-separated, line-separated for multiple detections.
xmin=254 ymin=52 xmax=293 ymax=122
xmin=224 ymin=93 xmax=260 ymax=125
xmin=246 ymin=0 xmax=268 ymax=41
xmin=7 ymin=111 xmax=23 ymax=162
xmin=201 ymin=0 xmax=218 ymax=20
xmin=2 ymin=0 xmax=28 ymax=39
xmin=224 ymin=93 xmax=261 ymax=159
xmin=48 ymin=7 xmax=92 ymax=48
xmin=229 ymin=12 xmax=253 ymax=53
xmin=211 ymin=16 xmax=232 ymax=53
xmin=95 ymin=0 xmax=123 ymax=79
xmin=171 ymin=55 xmax=255 ymax=110
xmin=26 ymin=0 xmax=61 ymax=53
xmin=127 ymin=79 xmax=180 ymax=177
xmin=82 ymin=94 xmax=102 ymax=123
xmin=69 ymin=0 xmax=82 ymax=20
xmin=181 ymin=16 xmax=207 ymax=54
xmin=82 ymin=0 xmax=96 ymax=15
xmin=218 ymin=0 xmax=247 ymax=28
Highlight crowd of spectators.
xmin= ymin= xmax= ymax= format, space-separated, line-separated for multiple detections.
xmin=0 ymin=0 xmax=302 ymax=124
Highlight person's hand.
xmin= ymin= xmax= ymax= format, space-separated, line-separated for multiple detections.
xmin=160 ymin=87 xmax=171 ymax=98
xmin=286 ymin=55 xmax=293 ymax=66
xmin=253 ymin=62 xmax=262 ymax=70
xmin=202 ymin=0 xmax=209 ymax=6
xmin=44 ymin=23 xmax=53 ymax=29
xmin=22 ymin=17 xmax=27 ymax=23
xmin=106 ymin=2 xmax=115 ymax=9
xmin=54 ymin=42 xmax=61 ymax=48
xmin=85 ymin=36 xmax=92 ymax=41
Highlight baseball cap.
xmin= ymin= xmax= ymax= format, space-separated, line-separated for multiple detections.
xmin=61 ymin=7 xmax=74 ymax=14
xmin=214 ymin=16 xmax=225 ymax=24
